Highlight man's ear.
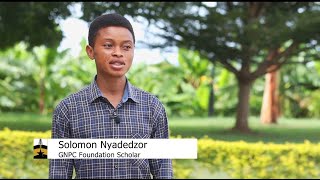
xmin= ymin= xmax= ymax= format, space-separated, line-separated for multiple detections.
xmin=86 ymin=45 xmax=95 ymax=60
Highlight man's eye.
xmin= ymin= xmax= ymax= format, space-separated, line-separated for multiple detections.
xmin=103 ymin=44 xmax=113 ymax=48
xmin=123 ymin=45 xmax=131 ymax=50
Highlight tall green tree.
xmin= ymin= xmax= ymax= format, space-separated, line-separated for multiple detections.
xmin=81 ymin=2 xmax=320 ymax=132
xmin=0 ymin=2 xmax=73 ymax=49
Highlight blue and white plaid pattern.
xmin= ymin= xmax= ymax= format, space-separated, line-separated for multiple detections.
xmin=49 ymin=76 xmax=173 ymax=179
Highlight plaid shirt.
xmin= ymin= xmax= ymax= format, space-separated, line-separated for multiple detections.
xmin=49 ymin=76 xmax=173 ymax=179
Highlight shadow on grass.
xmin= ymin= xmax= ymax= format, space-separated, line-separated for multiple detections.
xmin=169 ymin=125 xmax=320 ymax=144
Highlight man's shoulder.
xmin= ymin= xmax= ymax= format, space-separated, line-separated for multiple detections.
xmin=129 ymin=83 xmax=163 ymax=106
xmin=130 ymin=83 xmax=153 ymax=97
xmin=130 ymin=84 xmax=167 ymax=119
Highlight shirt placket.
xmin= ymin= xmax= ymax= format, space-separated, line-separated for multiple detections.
xmin=112 ymin=103 xmax=123 ymax=178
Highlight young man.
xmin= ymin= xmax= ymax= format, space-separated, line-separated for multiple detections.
xmin=49 ymin=13 xmax=173 ymax=179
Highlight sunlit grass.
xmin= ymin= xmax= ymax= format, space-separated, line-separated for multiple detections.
xmin=0 ymin=112 xmax=51 ymax=132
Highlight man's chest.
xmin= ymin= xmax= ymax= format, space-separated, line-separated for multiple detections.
xmin=68 ymin=103 xmax=153 ymax=139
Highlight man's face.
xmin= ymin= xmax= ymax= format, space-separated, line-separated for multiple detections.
xmin=86 ymin=26 xmax=134 ymax=78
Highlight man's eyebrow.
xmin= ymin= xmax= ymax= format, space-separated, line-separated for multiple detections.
xmin=103 ymin=38 xmax=133 ymax=44
xmin=103 ymin=38 xmax=114 ymax=42
xmin=122 ymin=40 xmax=133 ymax=44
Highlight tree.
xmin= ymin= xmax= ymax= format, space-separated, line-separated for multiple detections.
xmin=0 ymin=2 xmax=73 ymax=49
xmin=80 ymin=2 xmax=320 ymax=132
xmin=261 ymin=42 xmax=320 ymax=124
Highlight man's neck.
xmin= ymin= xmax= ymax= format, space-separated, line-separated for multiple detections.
xmin=96 ymin=74 xmax=126 ymax=107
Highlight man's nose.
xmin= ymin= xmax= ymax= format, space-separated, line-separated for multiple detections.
xmin=112 ymin=46 xmax=123 ymax=57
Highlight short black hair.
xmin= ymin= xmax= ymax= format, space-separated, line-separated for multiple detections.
xmin=88 ymin=13 xmax=135 ymax=47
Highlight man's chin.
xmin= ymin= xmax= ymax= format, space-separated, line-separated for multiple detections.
xmin=105 ymin=72 xmax=126 ymax=79
xmin=98 ymin=69 xmax=128 ymax=79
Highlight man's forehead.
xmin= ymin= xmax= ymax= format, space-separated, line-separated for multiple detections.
xmin=96 ymin=27 xmax=134 ymax=42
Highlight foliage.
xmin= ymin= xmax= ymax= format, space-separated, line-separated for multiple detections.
xmin=172 ymin=160 xmax=193 ymax=179
xmin=307 ymin=90 xmax=320 ymax=117
xmin=0 ymin=43 xmax=38 ymax=112
xmin=0 ymin=2 xmax=74 ymax=49
xmin=127 ymin=48 xmax=215 ymax=117
xmin=48 ymin=39 xmax=96 ymax=112
xmin=0 ymin=128 xmax=51 ymax=178
xmin=0 ymin=41 xmax=95 ymax=113
xmin=127 ymin=61 xmax=196 ymax=117
xmin=280 ymin=62 xmax=320 ymax=118
xmin=198 ymin=137 xmax=320 ymax=178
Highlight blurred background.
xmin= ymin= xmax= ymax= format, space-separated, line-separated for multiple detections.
xmin=0 ymin=2 xmax=319 ymax=179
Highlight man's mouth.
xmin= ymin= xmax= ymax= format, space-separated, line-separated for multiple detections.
xmin=109 ymin=60 xmax=125 ymax=69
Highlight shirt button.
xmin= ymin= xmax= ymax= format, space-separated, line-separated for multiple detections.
xmin=114 ymin=137 xmax=118 ymax=139
xmin=114 ymin=165 xmax=118 ymax=169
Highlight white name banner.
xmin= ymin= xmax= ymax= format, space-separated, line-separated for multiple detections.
xmin=46 ymin=139 xmax=197 ymax=159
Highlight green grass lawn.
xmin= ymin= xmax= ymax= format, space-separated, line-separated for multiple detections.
xmin=0 ymin=112 xmax=51 ymax=132
xmin=1 ymin=112 xmax=319 ymax=143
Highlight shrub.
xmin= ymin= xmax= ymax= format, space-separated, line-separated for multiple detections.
xmin=198 ymin=137 xmax=320 ymax=178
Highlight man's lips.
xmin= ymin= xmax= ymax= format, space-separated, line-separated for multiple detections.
xmin=109 ymin=60 xmax=125 ymax=70
xmin=109 ymin=60 xmax=125 ymax=65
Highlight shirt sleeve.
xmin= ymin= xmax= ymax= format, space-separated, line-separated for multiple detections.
xmin=49 ymin=101 xmax=74 ymax=179
xmin=149 ymin=97 xmax=173 ymax=179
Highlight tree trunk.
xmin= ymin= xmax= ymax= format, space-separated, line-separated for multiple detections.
xmin=208 ymin=84 xmax=214 ymax=116
xmin=232 ymin=80 xmax=252 ymax=133
xmin=260 ymin=70 xmax=280 ymax=124
xmin=39 ymin=78 xmax=45 ymax=115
